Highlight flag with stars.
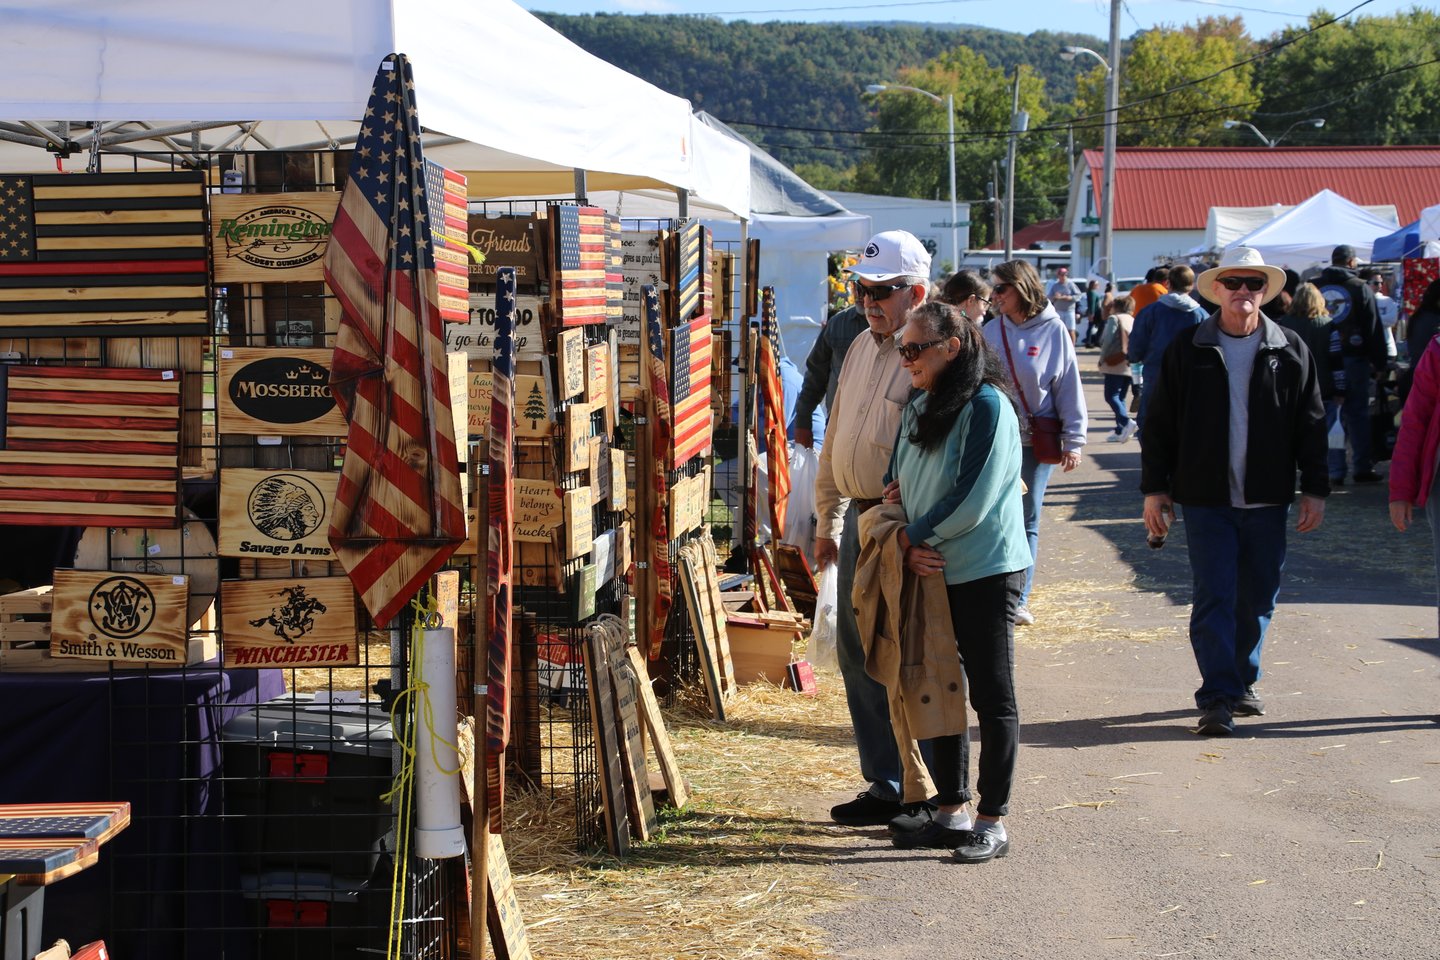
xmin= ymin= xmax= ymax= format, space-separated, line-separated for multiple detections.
xmin=552 ymin=204 xmax=607 ymax=326
xmin=670 ymin=313 xmax=713 ymax=468
xmin=0 ymin=171 xmax=208 ymax=336
xmin=643 ymin=286 xmax=673 ymax=659
xmin=759 ymin=287 xmax=789 ymax=540
xmin=485 ymin=267 xmax=517 ymax=831
xmin=323 ymin=54 xmax=465 ymax=629
xmin=423 ymin=159 xmax=469 ymax=323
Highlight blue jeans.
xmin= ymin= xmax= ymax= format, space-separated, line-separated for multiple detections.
xmin=1019 ymin=445 xmax=1057 ymax=607
xmin=1103 ymin=374 xmax=1132 ymax=431
xmin=1329 ymin=357 xmax=1373 ymax=478
xmin=833 ymin=503 xmax=902 ymax=801
xmin=1181 ymin=503 xmax=1288 ymax=709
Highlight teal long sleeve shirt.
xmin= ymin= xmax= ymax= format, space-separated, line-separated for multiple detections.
xmin=885 ymin=383 xmax=1031 ymax=585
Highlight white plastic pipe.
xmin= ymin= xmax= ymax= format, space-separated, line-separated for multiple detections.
xmin=414 ymin=627 xmax=467 ymax=859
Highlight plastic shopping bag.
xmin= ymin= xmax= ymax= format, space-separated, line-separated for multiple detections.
xmin=806 ymin=564 xmax=840 ymax=672
xmin=784 ymin=442 xmax=820 ymax=568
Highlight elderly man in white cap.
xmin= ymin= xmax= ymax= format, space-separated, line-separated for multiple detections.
xmin=816 ymin=230 xmax=932 ymax=827
xmin=1140 ymin=247 xmax=1329 ymax=736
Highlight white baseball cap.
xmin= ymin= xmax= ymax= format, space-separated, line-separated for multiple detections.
xmin=849 ymin=230 xmax=932 ymax=281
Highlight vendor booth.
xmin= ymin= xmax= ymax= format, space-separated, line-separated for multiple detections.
xmin=1227 ymin=189 xmax=1399 ymax=269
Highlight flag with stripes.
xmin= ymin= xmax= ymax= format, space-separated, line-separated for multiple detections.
xmin=606 ymin=213 xmax=624 ymax=325
xmin=760 ymin=288 xmax=789 ymax=540
xmin=0 ymin=171 xmax=208 ymax=336
xmin=423 ymin=159 xmax=469 ymax=323
xmin=643 ymin=286 xmax=673 ymax=659
xmin=672 ymin=222 xmax=709 ymax=324
xmin=323 ymin=54 xmax=466 ymax=629
xmin=485 ymin=267 xmax=517 ymax=832
xmin=0 ymin=365 xmax=180 ymax=528
xmin=552 ymin=204 xmax=607 ymax=326
xmin=670 ymin=313 xmax=713 ymax=468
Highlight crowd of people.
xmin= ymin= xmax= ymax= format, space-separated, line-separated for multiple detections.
xmin=791 ymin=228 xmax=1437 ymax=863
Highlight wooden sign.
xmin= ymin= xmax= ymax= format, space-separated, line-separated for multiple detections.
xmin=593 ymin=528 xmax=616 ymax=588
xmin=73 ymin=512 xmax=218 ymax=629
xmin=556 ymin=329 xmax=586 ymax=401
xmin=669 ymin=470 xmax=708 ymax=537
xmin=468 ymin=215 xmax=540 ymax=288
xmin=467 ymin=365 xmax=493 ymax=437
xmin=49 ymin=569 xmax=189 ymax=665
xmin=563 ymin=487 xmax=592 ymax=560
xmin=431 ymin=570 xmax=460 ymax=630
xmin=610 ymin=447 xmax=627 ymax=512
xmin=219 ymin=468 xmax=339 ymax=560
xmin=626 ymin=646 xmax=689 ymax=809
xmin=610 ymin=644 xmax=658 ymax=839
xmin=616 ymin=521 xmax=631 ymax=582
xmin=619 ymin=230 xmax=663 ymax=344
xmin=447 ymin=352 xmax=468 ymax=461
xmin=585 ymin=343 xmax=610 ymax=413
xmin=514 ymin=478 xmax=562 ymax=543
xmin=217 ymin=348 xmax=345 ymax=436
xmin=564 ymin=403 xmax=591 ymax=473
xmin=210 ymin=192 xmax=340 ymax=283
xmin=445 ymin=292 xmax=544 ymax=360
xmin=581 ymin=626 xmax=630 ymax=856
xmin=569 ymin=562 xmax=597 ymax=622
xmin=591 ymin=438 xmax=611 ymax=506
xmin=514 ymin=374 xmax=554 ymax=438
xmin=483 ymin=830 xmax=534 ymax=960
xmin=220 ymin=576 xmax=359 ymax=668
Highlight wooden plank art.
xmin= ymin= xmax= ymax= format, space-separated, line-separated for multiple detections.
xmin=563 ymin=487 xmax=592 ymax=560
xmin=670 ymin=314 xmax=713 ymax=468
xmin=467 ymin=215 xmax=540 ymax=288
xmin=774 ymin=543 xmax=818 ymax=621
xmin=0 ymin=801 xmax=130 ymax=845
xmin=672 ymin=222 xmax=709 ymax=323
xmin=609 ymin=447 xmax=628 ymax=513
xmin=448 ymin=351 xmax=468 ymax=461
xmin=668 ymin=469 xmax=709 ymax=538
xmin=606 ymin=213 xmax=625 ymax=328
xmin=210 ymin=192 xmax=340 ymax=284
xmin=217 ymin=347 xmax=345 ymax=436
xmin=219 ymin=468 xmax=339 ymax=561
xmin=585 ymin=342 xmax=610 ymax=420
xmin=484 ymin=830 xmax=534 ymax=960
xmin=49 ymin=569 xmax=190 ymax=665
xmin=423 ymin=160 xmax=470 ymax=323
xmin=564 ymin=402 xmax=591 ymax=473
xmin=0 ymin=365 xmax=181 ymax=528
xmin=676 ymin=542 xmax=731 ymax=721
xmin=556 ymin=328 xmax=586 ymax=401
xmin=446 ymin=292 xmax=544 ymax=360
xmin=619 ymin=230 xmax=663 ymax=345
xmin=550 ymin=205 xmax=609 ymax=327
xmin=467 ymin=365 xmax=493 ymax=438
xmin=695 ymin=535 xmax=737 ymax=690
xmin=73 ymin=511 xmax=219 ymax=629
xmin=514 ymin=373 xmax=554 ymax=439
xmin=0 ymin=837 xmax=100 ymax=885
xmin=0 ymin=170 xmax=210 ymax=337
xmin=220 ymin=576 xmax=359 ymax=668
xmin=607 ymin=626 xmax=657 ymax=840
xmin=581 ymin=624 xmax=630 ymax=856
xmin=513 ymin=477 xmax=563 ymax=543
xmin=625 ymin=646 xmax=689 ymax=809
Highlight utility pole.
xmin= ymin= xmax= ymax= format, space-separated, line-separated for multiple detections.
xmin=1099 ymin=0 xmax=1121 ymax=285
xmin=988 ymin=171 xmax=1000 ymax=250
xmin=1003 ymin=72 xmax=1020 ymax=260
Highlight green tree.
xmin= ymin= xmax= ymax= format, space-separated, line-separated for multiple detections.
xmin=1249 ymin=9 xmax=1440 ymax=146
xmin=1074 ymin=17 xmax=1258 ymax=147
xmin=851 ymin=49 xmax=1069 ymax=242
xmin=792 ymin=161 xmax=854 ymax=193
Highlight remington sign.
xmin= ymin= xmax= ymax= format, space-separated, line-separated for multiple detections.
xmin=210 ymin=192 xmax=342 ymax=283
xmin=467 ymin=215 xmax=539 ymax=286
xmin=217 ymin=348 xmax=347 ymax=437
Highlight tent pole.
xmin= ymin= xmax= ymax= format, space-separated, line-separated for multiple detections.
xmin=573 ymin=168 xmax=587 ymax=204
xmin=676 ymin=188 xmax=688 ymax=220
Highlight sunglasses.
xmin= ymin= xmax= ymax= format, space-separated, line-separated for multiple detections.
xmin=897 ymin=339 xmax=944 ymax=362
xmin=852 ymin=280 xmax=908 ymax=303
xmin=1217 ymin=276 xmax=1267 ymax=292
xmin=991 ymin=282 xmax=1012 ymax=295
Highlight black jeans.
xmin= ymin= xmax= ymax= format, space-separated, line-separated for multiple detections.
xmin=930 ymin=570 xmax=1024 ymax=816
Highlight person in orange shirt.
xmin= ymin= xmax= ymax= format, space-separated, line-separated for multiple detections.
xmin=1129 ymin=265 xmax=1169 ymax=314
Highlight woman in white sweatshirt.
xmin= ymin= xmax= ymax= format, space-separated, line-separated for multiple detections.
xmin=982 ymin=259 xmax=1088 ymax=625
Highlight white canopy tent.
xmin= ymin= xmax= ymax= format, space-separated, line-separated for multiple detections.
xmin=1421 ymin=203 xmax=1440 ymax=247
xmin=0 ymin=0 xmax=750 ymax=218
xmin=1228 ymin=189 xmax=1399 ymax=269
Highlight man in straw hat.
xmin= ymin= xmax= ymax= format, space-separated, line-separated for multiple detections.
xmin=1140 ymin=246 xmax=1329 ymax=736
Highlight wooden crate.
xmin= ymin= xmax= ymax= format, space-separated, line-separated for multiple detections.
xmin=0 ymin=587 xmax=216 ymax=673
xmin=724 ymin=612 xmax=802 ymax=686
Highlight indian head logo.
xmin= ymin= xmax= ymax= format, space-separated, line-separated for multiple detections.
xmin=247 ymin=474 xmax=325 ymax=542
xmin=87 ymin=576 xmax=156 ymax=640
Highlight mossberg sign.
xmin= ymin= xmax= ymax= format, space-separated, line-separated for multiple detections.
xmin=217 ymin=348 xmax=347 ymax=436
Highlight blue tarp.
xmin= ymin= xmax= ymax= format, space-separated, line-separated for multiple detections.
xmin=1373 ymin=220 xmax=1421 ymax=261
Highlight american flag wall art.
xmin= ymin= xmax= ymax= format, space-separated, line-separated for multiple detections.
xmin=424 ymin=159 xmax=470 ymax=323
xmin=670 ymin=313 xmax=713 ymax=469
xmin=552 ymin=205 xmax=607 ymax=326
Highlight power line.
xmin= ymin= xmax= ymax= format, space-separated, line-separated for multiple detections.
xmin=686 ymin=0 xmax=990 ymax=15
xmin=1172 ymin=0 xmax=1300 ymax=17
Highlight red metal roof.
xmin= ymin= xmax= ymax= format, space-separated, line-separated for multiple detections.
xmin=983 ymin=217 xmax=1069 ymax=250
xmin=1083 ymin=147 xmax=1440 ymax=230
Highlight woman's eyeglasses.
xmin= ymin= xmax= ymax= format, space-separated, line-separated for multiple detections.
xmin=990 ymin=282 xmax=1012 ymax=295
xmin=1217 ymin=275 xmax=1267 ymax=292
xmin=897 ymin=339 xmax=943 ymax=362
xmin=852 ymin=280 xmax=907 ymax=303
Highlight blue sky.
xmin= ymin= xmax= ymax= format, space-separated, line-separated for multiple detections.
xmin=520 ymin=0 xmax=1417 ymax=40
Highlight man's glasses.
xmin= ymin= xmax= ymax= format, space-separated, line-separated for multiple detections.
xmin=852 ymin=280 xmax=908 ymax=303
xmin=897 ymin=339 xmax=943 ymax=362
xmin=1217 ymin=276 xmax=1267 ymax=292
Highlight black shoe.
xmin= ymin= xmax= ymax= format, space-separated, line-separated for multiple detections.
xmin=890 ymin=818 xmax=973 ymax=850
xmin=1197 ymin=703 xmax=1234 ymax=736
xmin=951 ymin=829 xmax=1010 ymax=863
xmin=830 ymin=791 xmax=903 ymax=827
xmin=1233 ymin=686 xmax=1266 ymax=717
xmin=887 ymin=801 xmax=938 ymax=835
xmin=1354 ymin=470 xmax=1383 ymax=483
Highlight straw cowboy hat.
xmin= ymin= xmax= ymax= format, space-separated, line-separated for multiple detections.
xmin=1196 ymin=246 xmax=1288 ymax=303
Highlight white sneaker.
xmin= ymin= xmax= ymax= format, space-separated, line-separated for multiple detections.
xmin=1119 ymin=420 xmax=1139 ymax=442
xmin=1105 ymin=430 xmax=1125 ymax=443
xmin=1014 ymin=606 xmax=1035 ymax=626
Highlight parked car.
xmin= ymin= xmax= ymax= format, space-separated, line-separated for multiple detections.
xmin=1114 ymin=276 xmax=1145 ymax=295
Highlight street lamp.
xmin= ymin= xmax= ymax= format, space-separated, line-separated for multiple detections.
xmin=1223 ymin=118 xmax=1325 ymax=148
xmin=1061 ymin=31 xmax=1118 ymax=287
xmin=866 ymin=82 xmax=958 ymax=273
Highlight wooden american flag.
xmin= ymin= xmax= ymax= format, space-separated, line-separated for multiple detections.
xmin=323 ymin=54 xmax=466 ymax=629
xmin=759 ymin=287 xmax=789 ymax=540
xmin=485 ymin=267 xmax=517 ymax=832
xmin=424 ymin=160 xmax=470 ymax=323
xmin=0 ymin=171 xmax=208 ymax=336
xmin=552 ymin=204 xmax=607 ymax=326
xmin=0 ymin=365 xmax=181 ymax=528
xmin=643 ymin=286 xmax=673 ymax=658
xmin=670 ymin=313 xmax=713 ymax=469
xmin=672 ymin=222 xmax=710 ymax=324
xmin=606 ymin=213 xmax=624 ymax=325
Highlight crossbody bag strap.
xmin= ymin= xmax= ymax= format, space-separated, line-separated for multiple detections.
xmin=998 ymin=320 xmax=1034 ymax=419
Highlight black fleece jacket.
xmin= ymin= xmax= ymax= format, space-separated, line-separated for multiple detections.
xmin=1140 ymin=315 xmax=1329 ymax=506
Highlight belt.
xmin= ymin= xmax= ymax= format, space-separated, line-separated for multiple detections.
xmin=851 ymin=497 xmax=883 ymax=515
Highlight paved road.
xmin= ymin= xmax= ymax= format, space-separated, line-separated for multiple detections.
xmin=817 ymin=364 xmax=1439 ymax=959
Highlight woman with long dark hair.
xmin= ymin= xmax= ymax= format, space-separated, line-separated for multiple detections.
xmin=882 ymin=300 xmax=1031 ymax=864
